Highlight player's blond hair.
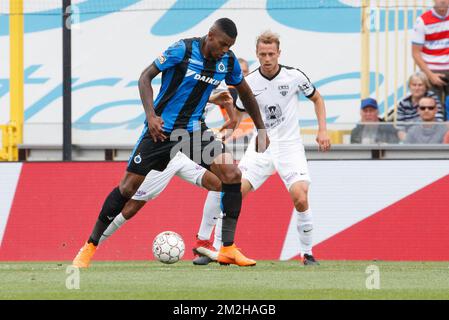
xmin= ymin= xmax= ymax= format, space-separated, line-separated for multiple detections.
xmin=256 ymin=30 xmax=280 ymax=50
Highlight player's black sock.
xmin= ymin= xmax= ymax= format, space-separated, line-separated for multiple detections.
xmin=88 ymin=186 xmax=130 ymax=246
xmin=220 ymin=183 xmax=242 ymax=247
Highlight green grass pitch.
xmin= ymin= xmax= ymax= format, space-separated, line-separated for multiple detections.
xmin=1 ymin=261 xmax=448 ymax=299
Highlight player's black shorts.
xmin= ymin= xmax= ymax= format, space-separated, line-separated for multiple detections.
xmin=127 ymin=128 xmax=226 ymax=176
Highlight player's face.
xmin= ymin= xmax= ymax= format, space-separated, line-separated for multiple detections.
xmin=207 ymin=29 xmax=235 ymax=60
xmin=256 ymin=42 xmax=280 ymax=75
xmin=360 ymin=106 xmax=379 ymax=122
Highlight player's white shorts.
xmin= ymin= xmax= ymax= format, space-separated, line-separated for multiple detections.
xmin=132 ymin=152 xmax=207 ymax=201
xmin=238 ymin=139 xmax=311 ymax=191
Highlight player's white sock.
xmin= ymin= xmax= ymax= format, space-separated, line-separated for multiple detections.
xmin=98 ymin=213 xmax=126 ymax=245
xmin=197 ymin=191 xmax=221 ymax=241
xmin=213 ymin=214 xmax=223 ymax=250
xmin=296 ymin=209 xmax=313 ymax=256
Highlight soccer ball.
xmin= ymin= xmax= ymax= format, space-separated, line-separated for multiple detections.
xmin=152 ymin=231 xmax=185 ymax=264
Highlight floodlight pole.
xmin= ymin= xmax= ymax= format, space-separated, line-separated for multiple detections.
xmin=62 ymin=0 xmax=72 ymax=161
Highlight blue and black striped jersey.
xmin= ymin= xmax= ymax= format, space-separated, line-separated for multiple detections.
xmin=151 ymin=37 xmax=243 ymax=133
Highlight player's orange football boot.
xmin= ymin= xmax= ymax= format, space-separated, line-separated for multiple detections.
xmin=218 ymin=244 xmax=256 ymax=267
xmin=72 ymin=242 xmax=97 ymax=268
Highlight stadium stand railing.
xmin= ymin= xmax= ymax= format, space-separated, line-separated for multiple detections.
xmin=0 ymin=124 xmax=17 ymax=161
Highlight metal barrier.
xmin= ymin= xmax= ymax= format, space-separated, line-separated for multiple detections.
xmin=300 ymin=129 xmax=353 ymax=145
xmin=0 ymin=124 xmax=18 ymax=161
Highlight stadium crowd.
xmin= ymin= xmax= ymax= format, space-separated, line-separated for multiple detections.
xmin=351 ymin=0 xmax=449 ymax=145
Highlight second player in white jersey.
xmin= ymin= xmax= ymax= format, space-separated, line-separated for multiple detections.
xmin=193 ymin=30 xmax=331 ymax=266
xmin=239 ymin=65 xmax=315 ymax=143
xmin=236 ymin=65 xmax=317 ymax=190
xmin=235 ymin=65 xmax=319 ymax=190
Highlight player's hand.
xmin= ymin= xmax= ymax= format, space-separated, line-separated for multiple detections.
xmin=209 ymin=91 xmax=233 ymax=106
xmin=429 ymin=72 xmax=448 ymax=87
xmin=148 ymin=115 xmax=167 ymax=142
xmin=255 ymin=129 xmax=270 ymax=153
xmin=316 ymin=130 xmax=331 ymax=152
xmin=219 ymin=118 xmax=239 ymax=141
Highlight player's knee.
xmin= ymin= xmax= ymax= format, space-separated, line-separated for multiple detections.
xmin=202 ymin=172 xmax=222 ymax=192
xmin=293 ymin=195 xmax=308 ymax=212
xmin=210 ymin=178 xmax=222 ymax=192
xmin=119 ymin=172 xmax=146 ymax=198
xmin=220 ymin=167 xmax=242 ymax=184
xmin=119 ymin=182 xmax=141 ymax=199
xmin=122 ymin=199 xmax=145 ymax=220
xmin=118 ymin=186 xmax=135 ymax=199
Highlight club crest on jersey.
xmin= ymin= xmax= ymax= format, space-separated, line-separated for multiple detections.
xmin=264 ymin=104 xmax=285 ymax=129
xmin=265 ymin=104 xmax=282 ymax=120
xmin=278 ymin=85 xmax=289 ymax=96
xmin=158 ymin=55 xmax=166 ymax=64
xmin=134 ymin=154 xmax=142 ymax=164
xmin=217 ymin=62 xmax=226 ymax=72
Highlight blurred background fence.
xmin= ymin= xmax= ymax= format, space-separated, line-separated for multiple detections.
xmin=1 ymin=0 xmax=448 ymax=161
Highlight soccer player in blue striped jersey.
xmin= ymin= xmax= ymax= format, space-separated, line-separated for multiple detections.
xmin=73 ymin=18 xmax=269 ymax=268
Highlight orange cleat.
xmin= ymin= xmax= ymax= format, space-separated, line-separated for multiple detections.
xmin=72 ymin=242 xmax=97 ymax=268
xmin=218 ymin=244 xmax=256 ymax=267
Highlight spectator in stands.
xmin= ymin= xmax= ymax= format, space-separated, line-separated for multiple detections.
xmin=445 ymin=96 xmax=449 ymax=120
xmin=351 ymin=98 xmax=399 ymax=144
xmin=396 ymin=72 xmax=444 ymax=140
xmin=405 ymin=96 xmax=449 ymax=144
xmin=412 ymin=0 xmax=449 ymax=120
xmin=444 ymin=130 xmax=449 ymax=143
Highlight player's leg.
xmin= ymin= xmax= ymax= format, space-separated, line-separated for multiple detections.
xmin=209 ymin=152 xmax=257 ymax=266
xmin=211 ymin=145 xmax=274 ymax=266
xmin=190 ymin=188 xmax=221 ymax=265
xmin=276 ymin=144 xmax=319 ymax=265
xmin=98 ymin=153 xmax=184 ymax=245
xmin=73 ymin=130 xmax=171 ymax=268
xmin=183 ymin=129 xmax=249 ymax=265
xmin=211 ymin=143 xmax=274 ymax=248
xmin=194 ymin=140 xmax=273 ymax=265
xmin=97 ymin=200 xmax=145 ymax=245
xmin=184 ymin=129 xmax=259 ymax=266
xmin=172 ymin=153 xmax=222 ymax=263
xmin=193 ymin=178 xmax=253 ymax=265
xmin=72 ymin=171 xmax=145 ymax=267
xmin=174 ymin=154 xmax=221 ymax=247
xmin=212 ymin=178 xmax=253 ymax=250
xmin=288 ymin=181 xmax=318 ymax=265
xmin=197 ymin=173 xmax=221 ymax=242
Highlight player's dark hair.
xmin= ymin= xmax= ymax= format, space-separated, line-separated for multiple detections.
xmin=215 ymin=18 xmax=238 ymax=38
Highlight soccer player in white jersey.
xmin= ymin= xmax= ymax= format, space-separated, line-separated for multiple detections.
xmin=194 ymin=30 xmax=331 ymax=266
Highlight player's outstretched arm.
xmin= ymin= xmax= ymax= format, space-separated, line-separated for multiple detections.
xmin=138 ymin=64 xmax=166 ymax=142
xmin=210 ymin=91 xmax=241 ymax=137
xmin=234 ymin=79 xmax=270 ymax=152
xmin=309 ymin=90 xmax=331 ymax=152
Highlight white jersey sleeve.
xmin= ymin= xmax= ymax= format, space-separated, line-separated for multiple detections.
xmin=412 ymin=17 xmax=425 ymax=45
xmin=295 ymin=69 xmax=316 ymax=98
xmin=235 ymin=96 xmax=246 ymax=112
